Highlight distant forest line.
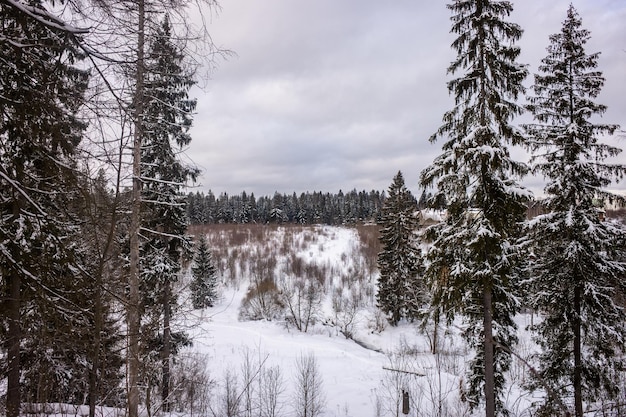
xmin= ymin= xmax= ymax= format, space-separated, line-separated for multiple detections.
xmin=186 ymin=189 xmax=401 ymax=225
xmin=186 ymin=190 xmax=626 ymax=226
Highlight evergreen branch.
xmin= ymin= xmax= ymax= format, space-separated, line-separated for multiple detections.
xmin=0 ymin=169 xmax=48 ymax=217
xmin=4 ymin=0 xmax=90 ymax=34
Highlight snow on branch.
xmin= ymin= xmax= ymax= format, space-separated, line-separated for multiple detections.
xmin=139 ymin=226 xmax=187 ymax=240
xmin=5 ymin=0 xmax=89 ymax=35
xmin=0 ymin=169 xmax=48 ymax=216
xmin=0 ymin=245 xmax=88 ymax=317
xmin=139 ymin=176 xmax=186 ymax=186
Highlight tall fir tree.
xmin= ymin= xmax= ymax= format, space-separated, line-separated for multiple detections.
xmin=376 ymin=171 xmax=425 ymax=326
xmin=420 ymin=1 xmax=529 ymax=415
xmin=139 ymin=15 xmax=198 ymax=412
xmin=523 ymin=6 xmax=625 ymax=416
xmin=0 ymin=2 xmax=89 ymax=416
xmin=191 ymin=235 xmax=219 ymax=309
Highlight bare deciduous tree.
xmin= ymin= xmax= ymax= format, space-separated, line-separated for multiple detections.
xmin=281 ymin=279 xmax=322 ymax=332
xmin=331 ymin=287 xmax=362 ymax=339
xmin=293 ymin=353 xmax=326 ymax=417
xmin=218 ymin=369 xmax=240 ymax=417
xmin=169 ymin=353 xmax=214 ymax=417
xmin=260 ymin=366 xmax=285 ymax=417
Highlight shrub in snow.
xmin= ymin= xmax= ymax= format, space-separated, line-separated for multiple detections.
xmin=367 ymin=307 xmax=389 ymax=334
xmin=239 ymin=279 xmax=285 ymax=321
xmin=219 ymin=369 xmax=241 ymax=417
xmin=168 ymin=352 xmax=214 ymax=414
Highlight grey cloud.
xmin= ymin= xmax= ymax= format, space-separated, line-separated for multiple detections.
xmin=189 ymin=0 xmax=626 ymax=197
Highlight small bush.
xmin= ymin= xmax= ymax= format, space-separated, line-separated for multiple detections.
xmin=331 ymin=287 xmax=362 ymax=339
xmin=368 ymin=307 xmax=388 ymax=333
xmin=240 ymin=279 xmax=284 ymax=321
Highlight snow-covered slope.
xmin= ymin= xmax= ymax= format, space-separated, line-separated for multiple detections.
xmin=180 ymin=225 xmax=536 ymax=417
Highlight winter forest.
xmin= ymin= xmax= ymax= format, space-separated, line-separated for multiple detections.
xmin=1 ymin=0 xmax=625 ymax=417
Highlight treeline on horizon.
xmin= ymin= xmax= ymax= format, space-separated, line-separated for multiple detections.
xmin=186 ymin=189 xmax=434 ymax=225
xmin=186 ymin=189 xmax=626 ymax=226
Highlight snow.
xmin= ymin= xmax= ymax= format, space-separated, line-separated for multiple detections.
xmin=178 ymin=226 xmax=538 ymax=417
xmin=187 ymin=289 xmax=538 ymax=417
xmin=196 ymin=294 xmax=386 ymax=415
xmin=193 ymin=287 xmax=425 ymax=417
xmin=189 ymin=226 xmax=395 ymax=416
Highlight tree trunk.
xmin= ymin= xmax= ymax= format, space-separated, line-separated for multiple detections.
xmin=573 ymin=285 xmax=583 ymax=417
xmin=431 ymin=312 xmax=440 ymax=355
xmin=146 ymin=379 xmax=152 ymax=417
xmin=88 ymin=178 xmax=121 ymax=417
xmin=483 ymin=286 xmax=495 ymax=417
xmin=89 ymin=277 xmax=103 ymax=417
xmin=128 ymin=0 xmax=145 ymax=415
xmin=162 ymin=278 xmax=171 ymax=412
xmin=6 ymin=271 xmax=21 ymax=417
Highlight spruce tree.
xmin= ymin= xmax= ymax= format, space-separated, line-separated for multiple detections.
xmin=191 ymin=235 xmax=219 ymax=309
xmin=420 ymin=1 xmax=529 ymax=415
xmin=523 ymin=6 xmax=625 ymax=416
xmin=0 ymin=2 xmax=89 ymax=416
xmin=376 ymin=171 xmax=425 ymax=325
xmin=139 ymin=15 xmax=198 ymax=412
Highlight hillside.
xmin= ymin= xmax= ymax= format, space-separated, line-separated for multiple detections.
xmin=174 ymin=224 xmax=536 ymax=417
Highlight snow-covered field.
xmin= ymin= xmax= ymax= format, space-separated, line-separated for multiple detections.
xmin=187 ymin=225 xmax=397 ymax=416
xmin=193 ymin=286 xmax=389 ymax=417
xmin=173 ymin=224 xmax=537 ymax=417
xmin=185 ymin=298 xmax=538 ymax=417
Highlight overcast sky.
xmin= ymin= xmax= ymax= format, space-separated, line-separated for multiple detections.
xmin=187 ymin=0 xmax=626 ymax=198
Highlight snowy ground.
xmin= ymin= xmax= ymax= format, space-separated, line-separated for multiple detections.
xmin=187 ymin=226 xmax=401 ymax=416
xmin=177 ymin=225 xmax=537 ymax=417
xmin=193 ymin=286 xmax=389 ymax=416
xmin=187 ymin=293 xmax=538 ymax=417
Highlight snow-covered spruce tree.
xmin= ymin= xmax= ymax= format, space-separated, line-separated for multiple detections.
xmin=420 ymin=1 xmax=529 ymax=415
xmin=523 ymin=6 xmax=626 ymax=417
xmin=139 ymin=15 xmax=198 ymax=413
xmin=20 ymin=175 xmax=122 ymax=409
xmin=376 ymin=171 xmax=425 ymax=326
xmin=191 ymin=235 xmax=218 ymax=309
xmin=0 ymin=2 xmax=89 ymax=416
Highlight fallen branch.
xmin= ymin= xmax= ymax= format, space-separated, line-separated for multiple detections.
xmin=382 ymin=366 xmax=425 ymax=377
